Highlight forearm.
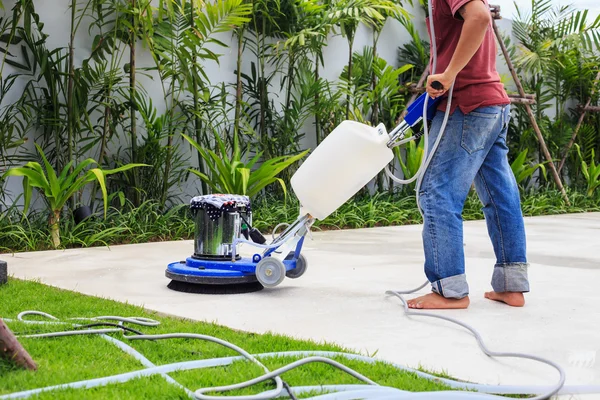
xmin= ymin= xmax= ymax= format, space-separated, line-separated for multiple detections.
xmin=445 ymin=5 xmax=491 ymax=78
xmin=425 ymin=1 xmax=492 ymax=98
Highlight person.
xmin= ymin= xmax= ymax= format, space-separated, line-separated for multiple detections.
xmin=406 ymin=0 xmax=529 ymax=309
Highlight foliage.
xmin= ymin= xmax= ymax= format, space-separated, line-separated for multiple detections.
xmin=0 ymin=0 xmax=600 ymax=254
xmin=398 ymin=137 xmax=423 ymax=187
xmin=510 ymin=148 xmax=547 ymax=189
xmin=0 ymin=200 xmax=193 ymax=252
xmin=1 ymin=144 xmax=145 ymax=248
xmin=575 ymin=144 xmax=600 ymax=196
xmin=510 ymin=0 xmax=600 ymax=178
xmin=250 ymin=189 xmax=600 ymax=232
xmin=397 ymin=13 xmax=429 ymax=81
xmin=182 ymin=133 xmax=309 ymax=198
xmin=0 ymin=188 xmax=598 ymax=254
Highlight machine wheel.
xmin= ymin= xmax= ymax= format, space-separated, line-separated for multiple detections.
xmin=286 ymin=254 xmax=307 ymax=279
xmin=256 ymin=257 xmax=286 ymax=288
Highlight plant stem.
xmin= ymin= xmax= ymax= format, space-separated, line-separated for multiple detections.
xmin=67 ymin=0 xmax=77 ymax=203
xmin=234 ymin=26 xmax=245 ymax=137
xmin=99 ymin=99 xmax=110 ymax=166
xmin=259 ymin=17 xmax=267 ymax=153
xmin=285 ymin=51 xmax=295 ymax=115
xmin=314 ymin=61 xmax=321 ymax=145
xmin=190 ymin=5 xmax=208 ymax=195
xmin=49 ymin=209 xmax=61 ymax=248
xmin=129 ymin=0 xmax=139 ymax=207
xmin=346 ymin=35 xmax=354 ymax=120
xmin=372 ymin=31 xmax=384 ymax=193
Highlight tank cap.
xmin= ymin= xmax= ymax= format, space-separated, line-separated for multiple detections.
xmin=190 ymin=194 xmax=251 ymax=221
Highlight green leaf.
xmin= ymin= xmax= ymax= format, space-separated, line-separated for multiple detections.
xmin=89 ymin=169 xmax=108 ymax=218
xmin=35 ymin=144 xmax=60 ymax=199
xmin=236 ymin=168 xmax=250 ymax=195
xmin=22 ymin=175 xmax=32 ymax=216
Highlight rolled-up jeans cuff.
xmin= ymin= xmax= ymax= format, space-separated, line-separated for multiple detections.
xmin=492 ymin=263 xmax=530 ymax=293
xmin=431 ymin=274 xmax=469 ymax=299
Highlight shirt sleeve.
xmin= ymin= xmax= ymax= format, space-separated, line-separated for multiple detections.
xmin=445 ymin=0 xmax=483 ymax=20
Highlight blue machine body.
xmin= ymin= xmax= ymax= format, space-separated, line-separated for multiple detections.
xmin=387 ymin=92 xmax=443 ymax=146
xmin=405 ymin=92 xmax=443 ymax=127
xmin=166 ymin=235 xmax=306 ymax=281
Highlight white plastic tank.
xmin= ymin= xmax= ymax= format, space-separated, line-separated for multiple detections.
xmin=291 ymin=121 xmax=394 ymax=220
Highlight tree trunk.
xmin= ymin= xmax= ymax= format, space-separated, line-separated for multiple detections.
xmin=49 ymin=209 xmax=61 ymax=248
xmin=0 ymin=319 xmax=37 ymax=371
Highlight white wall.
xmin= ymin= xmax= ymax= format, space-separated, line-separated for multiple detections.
xmin=0 ymin=0 xmax=518 ymax=209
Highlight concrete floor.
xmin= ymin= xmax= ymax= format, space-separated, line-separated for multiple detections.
xmin=2 ymin=213 xmax=600 ymax=398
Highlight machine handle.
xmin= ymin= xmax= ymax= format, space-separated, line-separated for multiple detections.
xmin=431 ymin=80 xmax=443 ymax=90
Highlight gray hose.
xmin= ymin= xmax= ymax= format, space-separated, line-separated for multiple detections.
xmin=125 ymin=333 xmax=285 ymax=400
xmin=385 ymin=287 xmax=566 ymax=400
xmin=9 ymin=311 xmax=589 ymax=400
xmin=13 ymin=311 xmax=195 ymax=399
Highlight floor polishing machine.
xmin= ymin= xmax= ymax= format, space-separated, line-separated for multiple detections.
xmin=165 ymin=88 xmax=442 ymax=293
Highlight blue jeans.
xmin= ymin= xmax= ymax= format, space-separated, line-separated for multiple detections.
xmin=418 ymin=105 xmax=529 ymax=299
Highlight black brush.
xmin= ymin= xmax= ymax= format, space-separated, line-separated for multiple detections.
xmin=167 ymin=280 xmax=264 ymax=295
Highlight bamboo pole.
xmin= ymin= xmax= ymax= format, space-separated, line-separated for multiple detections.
xmin=508 ymin=97 xmax=536 ymax=105
xmin=558 ymin=71 xmax=600 ymax=174
xmin=491 ymin=18 xmax=570 ymax=205
xmin=0 ymin=319 xmax=37 ymax=371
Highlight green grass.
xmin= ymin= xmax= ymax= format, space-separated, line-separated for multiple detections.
xmin=0 ymin=279 xmax=454 ymax=399
xmin=1 ymin=188 xmax=598 ymax=254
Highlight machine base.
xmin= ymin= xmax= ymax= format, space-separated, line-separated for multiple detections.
xmin=165 ymin=258 xmax=265 ymax=294
xmin=166 ymin=249 xmax=306 ymax=294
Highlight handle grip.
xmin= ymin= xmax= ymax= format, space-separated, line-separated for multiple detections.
xmin=431 ymin=81 xmax=443 ymax=90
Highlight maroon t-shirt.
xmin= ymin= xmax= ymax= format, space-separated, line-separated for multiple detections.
xmin=426 ymin=0 xmax=509 ymax=114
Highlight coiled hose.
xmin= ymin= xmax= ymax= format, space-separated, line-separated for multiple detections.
xmin=2 ymin=309 xmax=593 ymax=400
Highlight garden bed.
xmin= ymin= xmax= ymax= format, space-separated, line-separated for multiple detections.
xmin=0 ymin=189 xmax=598 ymax=254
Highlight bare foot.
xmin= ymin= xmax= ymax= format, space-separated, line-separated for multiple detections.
xmin=484 ymin=291 xmax=525 ymax=307
xmin=407 ymin=292 xmax=470 ymax=309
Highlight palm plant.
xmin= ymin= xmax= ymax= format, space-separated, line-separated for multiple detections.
xmin=141 ymin=0 xmax=251 ymax=207
xmin=510 ymin=149 xmax=547 ymax=190
xmin=511 ymin=0 xmax=600 ymax=170
xmin=326 ymin=0 xmax=403 ymax=119
xmin=1 ymin=144 xmax=145 ymax=248
xmin=182 ymin=133 xmax=308 ymax=198
xmin=283 ymin=0 xmax=336 ymax=145
xmin=575 ymin=144 xmax=600 ymax=197
xmin=397 ymin=14 xmax=429 ymax=83
xmin=0 ymin=3 xmax=32 ymax=192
